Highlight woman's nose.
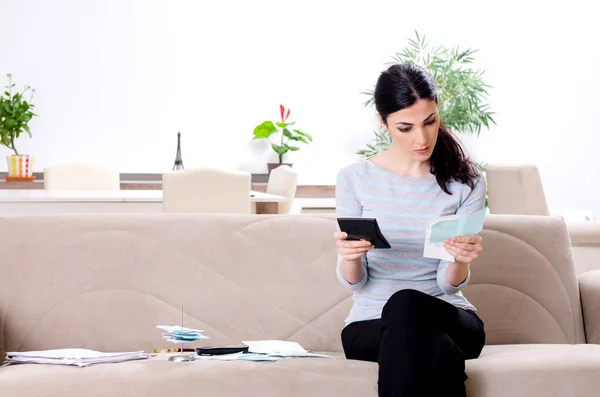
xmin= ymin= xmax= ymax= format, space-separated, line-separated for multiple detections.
xmin=415 ymin=128 xmax=428 ymax=144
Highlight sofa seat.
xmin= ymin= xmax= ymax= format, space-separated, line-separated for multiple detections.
xmin=466 ymin=344 xmax=600 ymax=396
xmin=0 ymin=353 xmax=377 ymax=397
xmin=2 ymin=345 xmax=600 ymax=397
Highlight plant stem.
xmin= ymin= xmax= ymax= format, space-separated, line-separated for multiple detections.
xmin=279 ymin=128 xmax=284 ymax=163
xmin=10 ymin=141 xmax=19 ymax=156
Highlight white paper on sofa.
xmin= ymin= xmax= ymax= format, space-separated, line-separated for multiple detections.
xmin=241 ymin=340 xmax=332 ymax=358
xmin=5 ymin=348 xmax=149 ymax=367
xmin=194 ymin=352 xmax=280 ymax=361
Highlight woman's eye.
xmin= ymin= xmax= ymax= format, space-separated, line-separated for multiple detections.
xmin=425 ymin=119 xmax=437 ymax=126
xmin=399 ymin=127 xmax=411 ymax=133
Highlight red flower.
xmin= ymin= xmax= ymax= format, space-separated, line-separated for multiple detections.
xmin=279 ymin=104 xmax=291 ymax=122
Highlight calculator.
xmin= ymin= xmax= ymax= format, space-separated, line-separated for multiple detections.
xmin=196 ymin=344 xmax=249 ymax=356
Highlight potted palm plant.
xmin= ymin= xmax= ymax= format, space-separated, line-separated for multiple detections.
xmin=0 ymin=73 xmax=37 ymax=181
xmin=253 ymin=104 xmax=313 ymax=174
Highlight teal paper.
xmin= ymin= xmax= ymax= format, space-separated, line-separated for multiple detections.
xmin=429 ymin=208 xmax=487 ymax=243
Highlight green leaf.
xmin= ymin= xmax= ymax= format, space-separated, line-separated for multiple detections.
xmin=288 ymin=146 xmax=300 ymax=151
xmin=253 ymin=121 xmax=277 ymax=139
xmin=271 ymin=144 xmax=284 ymax=154
xmin=293 ymin=129 xmax=312 ymax=141
xmin=276 ymin=121 xmax=295 ymax=128
xmin=3 ymin=103 xmax=13 ymax=114
xmin=18 ymin=113 xmax=32 ymax=122
xmin=5 ymin=118 xmax=17 ymax=128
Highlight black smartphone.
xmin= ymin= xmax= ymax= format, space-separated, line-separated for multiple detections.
xmin=337 ymin=218 xmax=391 ymax=249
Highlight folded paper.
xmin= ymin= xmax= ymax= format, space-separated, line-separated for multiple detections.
xmin=424 ymin=208 xmax=487 ymax=261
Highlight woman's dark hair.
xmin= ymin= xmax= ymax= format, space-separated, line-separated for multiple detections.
xmin=374 ymin=63 xmax=480 ymax=194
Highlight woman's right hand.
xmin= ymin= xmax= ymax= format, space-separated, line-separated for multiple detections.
xmin=333 ymin=231 xmax=375 ymax=261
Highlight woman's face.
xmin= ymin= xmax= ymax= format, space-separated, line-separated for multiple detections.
xmin=380 ymin=99 xmax=440 ymax=162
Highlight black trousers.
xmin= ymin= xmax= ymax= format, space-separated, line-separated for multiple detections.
xmin=341 ymin=289 xmax=485 ymax=397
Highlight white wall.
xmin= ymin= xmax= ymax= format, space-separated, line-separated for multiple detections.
xmin=1 ymin=0 xmax=599 ymax=215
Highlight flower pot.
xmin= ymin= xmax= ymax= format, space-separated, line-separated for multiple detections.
xmin=267 ymin=162 xmax=292 ymax=174
xmin=6 ymin=154 xmax=35 ymax=179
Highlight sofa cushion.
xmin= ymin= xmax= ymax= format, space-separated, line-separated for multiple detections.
xmin=2 ymin=344 xmax=600 ymax=397
xmin=466 ymin=344 xmax=600 ymax=396
xmin=0 ymin=353 xmax=378 ymax=397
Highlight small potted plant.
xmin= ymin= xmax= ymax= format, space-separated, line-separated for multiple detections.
xmin=253 ymin=104 xmax=312 ymax=174
xmin=0 ymin=73 xmax=37 ymax=181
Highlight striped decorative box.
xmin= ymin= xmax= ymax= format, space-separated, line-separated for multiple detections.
xmin=6 ymin=154 xmax=34 ymax=178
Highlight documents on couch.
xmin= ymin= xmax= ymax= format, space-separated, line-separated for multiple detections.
xmin=243 ymin=340 xmax=332 ymax=358
xmin=4 ymin=348 xmax=149 ymax=367
xmin=194 ymin=340 xmax=332 ymax=361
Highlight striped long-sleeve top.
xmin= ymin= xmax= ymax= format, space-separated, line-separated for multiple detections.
xmin=335 ymin=157 xmax=487 ymax=325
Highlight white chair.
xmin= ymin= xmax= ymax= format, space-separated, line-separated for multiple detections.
xmin=44 ymin=163 xmax=120 ymax=190
xmin=162 ymin=167 xmax=251 ymax=214
xmin=265 ymin=165 xmax=298 ymax=214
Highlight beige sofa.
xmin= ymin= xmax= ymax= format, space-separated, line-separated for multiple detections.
xmin=486 ymin=164 xmax=600 ymax=275
xmin=1 ymin=213 xmax=600 ymax=396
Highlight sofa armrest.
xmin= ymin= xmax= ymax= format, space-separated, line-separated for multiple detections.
xmin=567 ymin=220 xmax=600 ymax=275
xmin=579 ymin=270 xmax=600 ymax=344
xmin=568 ymin=220 xmax=600 ymax=245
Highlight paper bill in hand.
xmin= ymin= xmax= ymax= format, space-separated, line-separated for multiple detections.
xmin=423 ymin=208 xmax=487 ymax=261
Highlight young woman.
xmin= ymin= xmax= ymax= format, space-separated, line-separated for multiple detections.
xmin=334 ymin=63 xmax=487 ymax=397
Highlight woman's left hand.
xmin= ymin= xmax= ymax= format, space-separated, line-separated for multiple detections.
xmin=444 ymin=235 xmax=483 ymax=265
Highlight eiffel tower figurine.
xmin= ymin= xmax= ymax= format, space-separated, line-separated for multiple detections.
xmin=172 ymin=131 xmax=184 ymax=171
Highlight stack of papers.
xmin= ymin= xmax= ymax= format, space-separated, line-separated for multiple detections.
xmin=424 ymin=208 xmax=487 ymax=261
xmin=4 ymin=348 xmax=148 ymax=367
xmin=157 ymin=325 xmax=210 ymax=344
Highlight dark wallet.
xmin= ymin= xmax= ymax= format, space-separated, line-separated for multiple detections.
xmin=337 ymin=218 xmax=391 ymax=249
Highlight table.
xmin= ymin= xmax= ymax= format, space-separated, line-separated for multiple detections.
xmin=0 ymin=189 xmax=287 ymax=215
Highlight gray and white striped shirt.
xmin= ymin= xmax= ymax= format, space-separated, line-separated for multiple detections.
xmin=335 ymin=157 xmax=487 ymax=325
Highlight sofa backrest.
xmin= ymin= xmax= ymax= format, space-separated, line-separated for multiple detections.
xmin=0 ymin=213 xmax=585 ymax=360
xmin=0 ymin=214 xmax=349 ymax=357
xmin=463 ymin=214 xmax=585 ymax=345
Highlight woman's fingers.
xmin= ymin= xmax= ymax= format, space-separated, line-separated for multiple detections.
xmin=447 ymin=241 xmax=481 ymax=252
xmin=333 ymin=231 xmax=347 ymax=240
xmin=334 ymin=232 xmax=374 ymax=260
xmin=340 ymin=245 xmax=374 ymax=254
xmin=336 ymin=238 xmax=372 ymax=249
